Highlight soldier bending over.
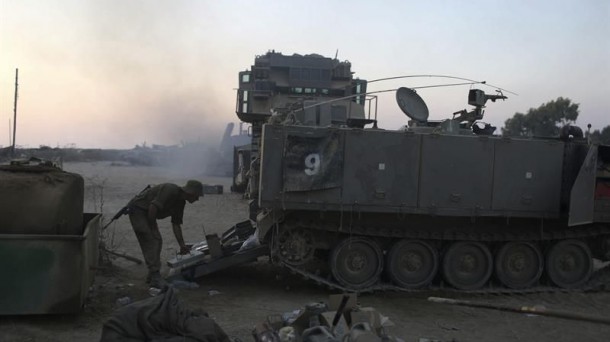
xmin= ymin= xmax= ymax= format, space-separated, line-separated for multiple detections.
xmin=127 ymin=180 xmax=204 ymax=288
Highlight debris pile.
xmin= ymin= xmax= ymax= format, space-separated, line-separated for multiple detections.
xmin=252 ymin=294 xmax=403 ymax=342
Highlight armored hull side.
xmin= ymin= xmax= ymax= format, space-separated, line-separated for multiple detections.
xmin=260 ymin=124 xmax=568 ymax=219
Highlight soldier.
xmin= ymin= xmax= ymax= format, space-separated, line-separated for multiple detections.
xmin=127 ymin=180 xmax=204 ymax=288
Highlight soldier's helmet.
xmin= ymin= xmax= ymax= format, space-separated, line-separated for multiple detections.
xmin=182 ymin=180 xmax=204 ymax=197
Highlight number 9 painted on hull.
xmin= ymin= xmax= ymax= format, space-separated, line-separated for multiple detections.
xmin=304 ymin=153 xmax=320 ymax=176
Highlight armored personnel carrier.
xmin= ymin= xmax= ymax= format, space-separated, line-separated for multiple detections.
xmin=178 ymin=51 xmax=610 ymax=293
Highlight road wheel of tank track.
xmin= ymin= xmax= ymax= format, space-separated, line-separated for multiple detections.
xmin=591 ymin=235 xmax=610 ymax=261
xmin=330 ymin=237 xmax=383 ymax=290
xmin=385 ymin=239 xmax=438 ymax=289
xmin=495 ymin=242 xmax=543 ymax=289
xmin=545 ymin=239 xmax=593 ymax=289
xmin=442 ymin=241 xmax=493 ymax=290
xmin=276 ymin=226 xmax=315 ymax=266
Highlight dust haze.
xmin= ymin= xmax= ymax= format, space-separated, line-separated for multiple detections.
xmin=80 ymin=1 xmax=230 ymax=149
xmin=1 ymin=1 xmax=234 ymax=149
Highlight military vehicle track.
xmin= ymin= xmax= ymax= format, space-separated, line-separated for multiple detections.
xmin=272 ymin=219 xmax=610 ymax=294
xmin=281 ymin=260 xmax=610 ymax=295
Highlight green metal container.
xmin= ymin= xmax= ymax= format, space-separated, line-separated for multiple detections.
xmin=0 ymin=213 xmax=100 ymax=315
xmin=0 ymin=164 xmax=84 ymax=235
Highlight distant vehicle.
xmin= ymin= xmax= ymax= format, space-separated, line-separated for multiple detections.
xmin=231 ymin=142 xmax=251 ymax=193
xmin=231 ymin=50 xmax=368 ymax=195
xmin=206 ymin=122 xmax=250 ymax=177
xmin=177 ymin=51 xmax=610 ymax=293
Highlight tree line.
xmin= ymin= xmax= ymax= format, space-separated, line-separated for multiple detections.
xmin=502 ymin=97 xmax=609 ymax=144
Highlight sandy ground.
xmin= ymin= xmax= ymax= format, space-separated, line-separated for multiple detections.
xmin=1 ymin=161 xmax=610 ymax=342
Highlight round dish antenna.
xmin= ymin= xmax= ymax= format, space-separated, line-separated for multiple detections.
xmin=396 ymin=87 xmax=429 ymax=122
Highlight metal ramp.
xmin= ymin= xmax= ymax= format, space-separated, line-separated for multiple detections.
xmin=167 ymin=220 xmax=269 ymax=280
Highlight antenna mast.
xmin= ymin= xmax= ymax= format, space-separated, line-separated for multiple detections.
xmin=12 ymin=68 xmax=19 ymax=156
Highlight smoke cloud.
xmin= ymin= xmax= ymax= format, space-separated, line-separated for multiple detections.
xmin=1 ymin=0 xmax=235 ymax=149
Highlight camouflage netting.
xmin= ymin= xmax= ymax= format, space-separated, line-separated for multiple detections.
xmin=0 ymin=165 xmax=84 ymax=235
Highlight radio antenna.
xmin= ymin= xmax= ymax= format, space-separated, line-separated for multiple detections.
xmin=367 ymin=74 xmax=518 ymax=96
xmin=12 ymin=68 xmax=19 ymax=156
xmin=301 ymin=81 xmax=482 ymax=111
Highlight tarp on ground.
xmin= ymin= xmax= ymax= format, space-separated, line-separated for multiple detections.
xmin=100 ymin=287 xmax=230 ymax=342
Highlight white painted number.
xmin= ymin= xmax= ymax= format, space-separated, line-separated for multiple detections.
xmin=304 ymin=153 xmax=321 ymax=175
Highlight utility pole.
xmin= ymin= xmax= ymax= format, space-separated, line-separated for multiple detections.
xmin=12 ymin=68 xmax=19 ymax=156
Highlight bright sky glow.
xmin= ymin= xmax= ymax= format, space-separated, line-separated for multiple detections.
xmin=1 ymin=0 xmax=608 ymax=148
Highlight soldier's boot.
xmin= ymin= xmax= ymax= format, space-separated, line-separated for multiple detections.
xmin=149 ymin=272 xmax=168 ymax=289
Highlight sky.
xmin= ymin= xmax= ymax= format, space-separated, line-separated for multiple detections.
xmin=1 ymin=0 xmax=608 ymax=149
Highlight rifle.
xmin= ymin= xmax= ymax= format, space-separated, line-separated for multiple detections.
xmin=102 ymin=205 xmax=130 ymax=230
xmin=102 ymin=185 xmax=151 ymax=230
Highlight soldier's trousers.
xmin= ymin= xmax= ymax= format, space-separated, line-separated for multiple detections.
xmin=128 ymin=209 xmax=162 ymax=274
